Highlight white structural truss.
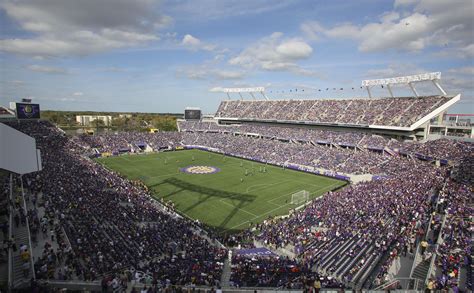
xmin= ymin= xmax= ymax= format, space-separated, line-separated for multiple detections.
xmin=362 ymin=72 xmax=447 ymax=98
xmin=216 ymin=87 xmax=268 ymax=100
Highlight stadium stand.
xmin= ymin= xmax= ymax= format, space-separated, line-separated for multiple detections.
xmin=178 ymin=121 xmax=473 ymax=161
xmin=4 ymin=121 xmax=226 ymax=289
xmin=215 ymin=96 xmax=453 ymax=127
xmin=70 ymin=126 xmax=473 ymax=290
xmin=1 ymin=95 xmax=472 ymax=291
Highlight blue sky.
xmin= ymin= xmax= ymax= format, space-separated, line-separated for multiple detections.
xmin=0 ymin=0 xmax=473 ymax=114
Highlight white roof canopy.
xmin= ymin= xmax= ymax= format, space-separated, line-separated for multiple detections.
xmin=362 ymin=72 xmax=447 ymax=98
xmin=214 ymin=87 xmax=268 ymax=100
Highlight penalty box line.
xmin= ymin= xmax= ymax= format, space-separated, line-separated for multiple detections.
xmin=227 ymin=182 xmax=343 ymax=231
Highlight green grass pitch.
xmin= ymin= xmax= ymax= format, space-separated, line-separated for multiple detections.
xmin=97 ymin=149 xmax=347 ymax=234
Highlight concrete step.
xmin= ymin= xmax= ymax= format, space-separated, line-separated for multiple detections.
xmin=412 ymin=261 xmax=430 ymax=281
xmin=220 ymin=255 xmax=231 ymax=287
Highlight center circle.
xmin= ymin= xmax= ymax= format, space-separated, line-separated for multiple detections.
xmin=180 ymin=165 xmax=221 ymax=174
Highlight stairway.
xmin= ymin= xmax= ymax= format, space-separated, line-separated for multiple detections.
xmin=412 ymin=258 xmax=430 ymax=281
xmin=11 ymin=222 xmax=33 ymax=288
xmin=220 ymin=253 xmax=232 ymax=287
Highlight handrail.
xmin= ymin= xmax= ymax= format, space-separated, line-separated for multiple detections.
xmin=424 ymin=254 xmax=437 ymax=285
xmin=20 ymin=175 xmax=36 ymax=280
xmin=373 ymin=278 xmax=400 ymax=290
xmin=409 ymin=245 xmax=421 ymax=278
xmin=7 ymin=173 xmax=13 ymax=292
xmin=424 ymin=213 xmax=448 ymax=285
xmin=373 ymin=277 xmax=424 ymax=291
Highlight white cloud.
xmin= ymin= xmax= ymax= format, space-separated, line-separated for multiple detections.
xmin=365 ymin=63 xmax=426 ymax=78
xmin=444 ymin=66 xmax=474 ymax=94
xmin=167 ymin=0 xmax=294 ymax=20
xmin=182 ymin=34 xmax=201 ymax=47
xmin=177 ymin=66 xmax=246 ymax=80
xmin=0 ymin=0 xmax=170 ymax=57
xmin=394 ymin=0 xmax=419 ymax=8
xmin=27 ymin=64 xmax=68 ymax=74
xmin=300 ymin=21 xmax=324 ymax=41
xmin=73 ymin=92 xmax=84 ymax=96
xmin=301 ymin=0 xmax=473 ymax=54
xmin=228 ymin=32 xmax=316 ymax=76
xmin=459 ymin=44 xmax=474 ymax=58
xmin=275 ymin=40 xmax=313 ymax=59
xmin=181 ymin=34 xmax=217 ymax=52
xmin=448 ymin=66 xmax=474 ymax=75
xmin=8 ymin=80 xmax=26 ymax=86
xmin=214 ymin=70 xmax=246 ymax=80
xmin=209 ymin=87 xmax=225 ymax=92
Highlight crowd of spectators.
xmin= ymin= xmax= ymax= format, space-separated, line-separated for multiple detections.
xmin=451 ymin=156 xmax=474 ymax=185
xmin=74 ymin=131 xmax=183 ymax=154
xmin=215 ymin=96 xmax=452 ymax=127
xmin=431 ymin=179 xmax=473 ymax=291
xmin=253 ymin=167 xmax=445 ymax=288
xmin=2 ymin=119 xmax=471 ymax=291
xmin=400 ymin=138 xmax=473 ymax=162
xmin=230 ymin=254 xmax=343 ymax=289
xmin=74 ymin=126 xmax=473 ymax=178
xmin=178 ymin=121 xmax=472 ymax=161
xmin=5 ymin=121 xmax=226 ymax=288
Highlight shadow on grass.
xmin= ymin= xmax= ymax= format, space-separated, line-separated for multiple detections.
xmin=150 ymin=177 xmax=257 ymax=231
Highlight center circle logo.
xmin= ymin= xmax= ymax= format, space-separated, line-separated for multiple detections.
xmin=180 ymin=165 xmax=221 ymax=174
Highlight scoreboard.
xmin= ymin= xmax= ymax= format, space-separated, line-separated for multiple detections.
xmin=16 ymin=103 xmax=41 ymax=119
xmin=185 ymin=109 xmax=201 ymax=120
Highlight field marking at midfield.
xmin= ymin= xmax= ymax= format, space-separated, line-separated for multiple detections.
xmin=218 ymin=199 xmax=259 ymax=217
xmin=226 ymin=181 xmax=343 ymax=232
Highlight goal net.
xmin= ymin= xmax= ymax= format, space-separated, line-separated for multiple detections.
xmin=291 ymin=190 xmax=309 ymax=205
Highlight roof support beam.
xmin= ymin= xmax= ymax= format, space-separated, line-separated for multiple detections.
xmin=408 ymin=82 xmax=419 ymax=97
xmin=432 ymin=80 xmax=447 ymax=96
xmin=366 ymin=86 xmax=373 ymax=99
xmin=387 ymin=84 xmax=394 ymax=98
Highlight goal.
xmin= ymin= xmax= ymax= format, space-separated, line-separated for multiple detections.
xmin=291 ymin=190 xmax=309 ymax=205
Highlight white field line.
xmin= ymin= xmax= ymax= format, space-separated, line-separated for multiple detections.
xmin=226 ymin=181 xmax=343 ymax=231
xmin=218 ymin=199 xmax=259 ymax=217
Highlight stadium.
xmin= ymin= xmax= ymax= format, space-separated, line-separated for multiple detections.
xmin=1 ymin=0 xmax=473 ymax=292
xmin=0 ymin=71 xmax=472 ymax=292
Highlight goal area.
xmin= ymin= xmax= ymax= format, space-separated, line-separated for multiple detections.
xmin=291 ymin=190 xmax=309 ymax=205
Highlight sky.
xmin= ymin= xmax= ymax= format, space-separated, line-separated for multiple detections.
xmin=0 ymin=0 xmax=473 ymax=114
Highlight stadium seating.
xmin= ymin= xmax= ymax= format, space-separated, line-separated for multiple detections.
xmin=4 ymin=119 xmax=472 ymax=291
xmin=177 ymin=121 xmax=472 ymax=162
xmin=214 ymin=96 xmax=452 ymax=127
xmin=5 ymin=121 xmax=226 ymax=287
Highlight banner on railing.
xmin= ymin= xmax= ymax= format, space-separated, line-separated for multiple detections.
xmin=235 ymin=247 xmax=276 ymax=257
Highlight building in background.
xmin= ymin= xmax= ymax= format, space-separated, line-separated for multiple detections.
xmin=76 ymin=115 xmax=112 ymax=126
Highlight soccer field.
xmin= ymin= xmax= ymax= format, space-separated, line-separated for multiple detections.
xmin=97 ymin=149 xmax=347 ymax=234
